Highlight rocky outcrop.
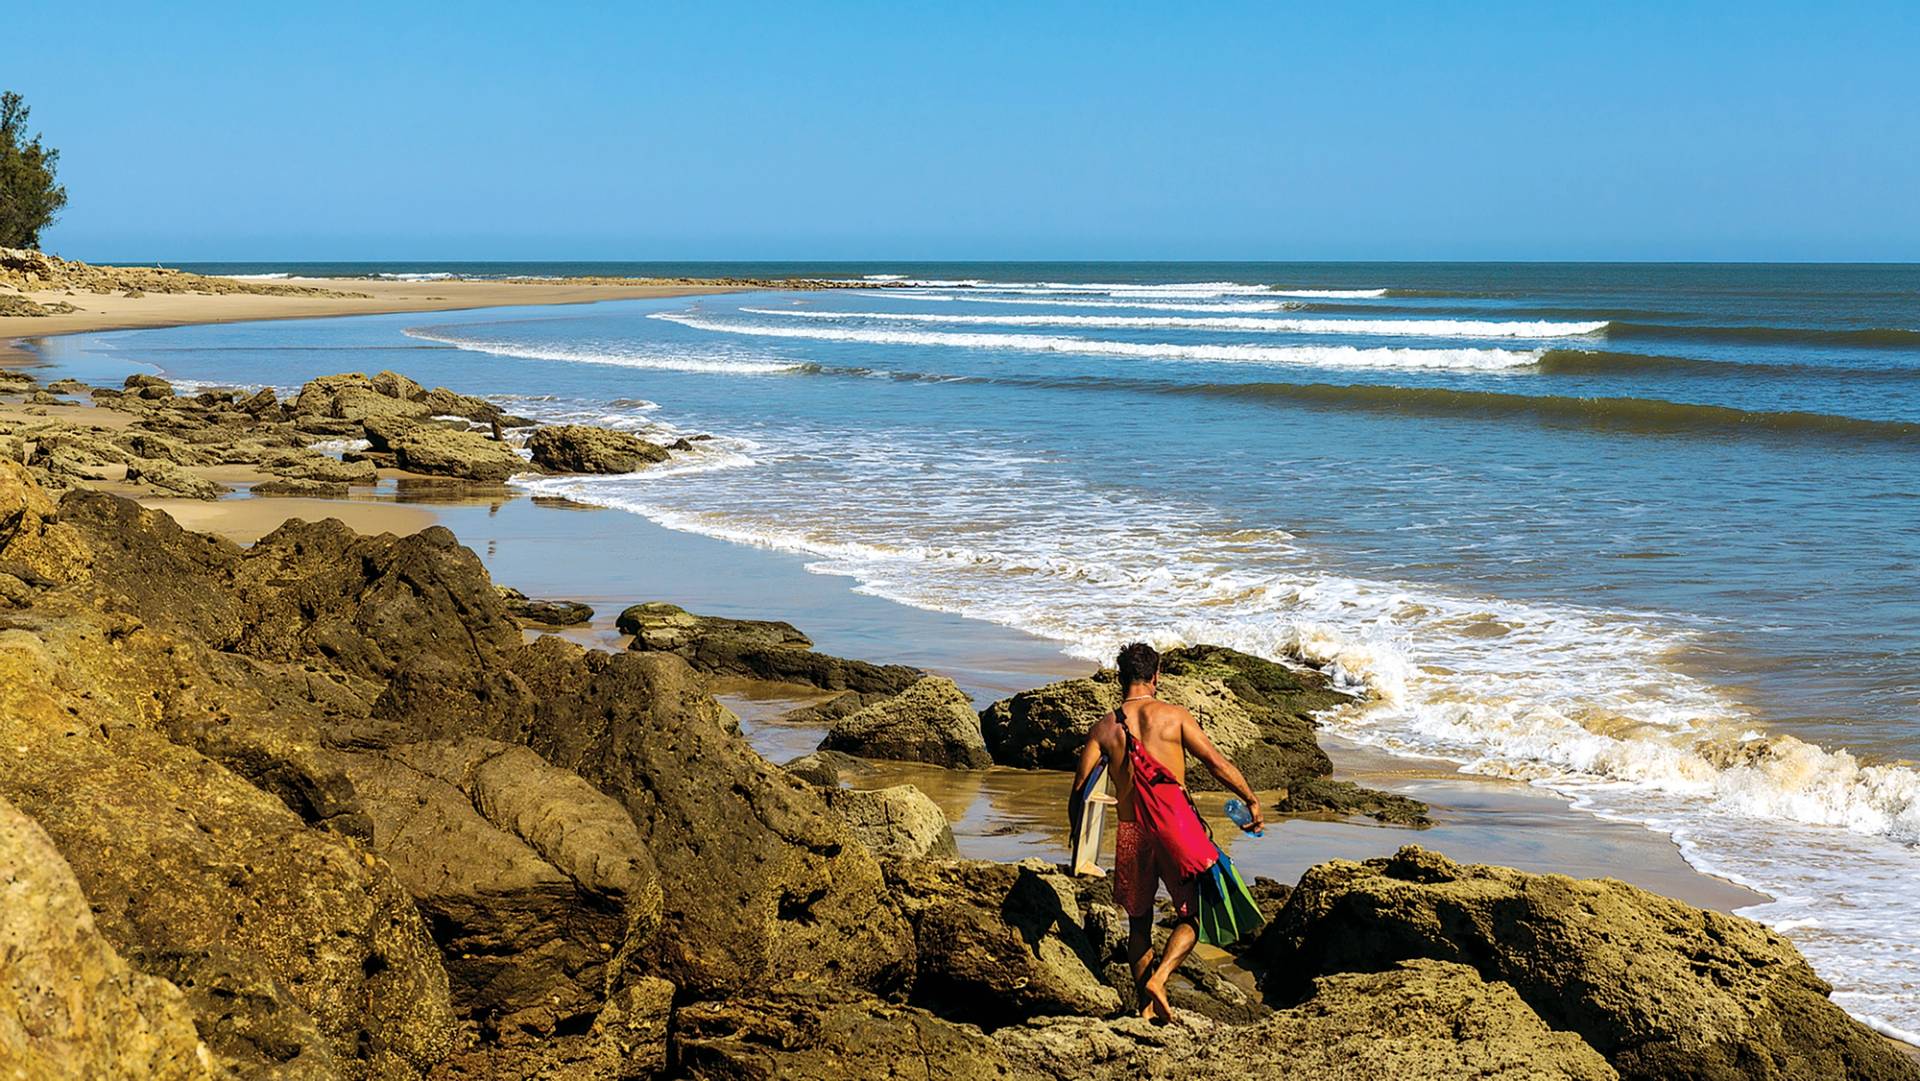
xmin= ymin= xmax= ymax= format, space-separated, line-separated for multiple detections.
xmin=496 ymin=586 xmax=594 ymax=626
xmin=294 ymin=372 xmax=434 ymax=422
xmin=124 ymin=457 xmax=228 ymax=499
xmin=252 ymin=477 xmax=350 ymax=498
xmin=996 ymin=960 xmax=1619 ymax=1081
xmin=341 ymin=738 xmax=664 ymax=1039
xmin=884 ymin=859 xmax=1120 ymax=1027
xmin=980 ymin=646 xmax=1344 ymax=787
xmin=385 ymin=424 xmax=526 ymax=482
xmin=510 ymin=640 xmax=918 ymax=1001
xmin=123 ymin=373 xmax=176 ymax=399
xmin=1 ymin=247 xmax=365 ymax=297
xmin=822 ymin=785 xmax=958 ymax=859
xmin=0 ymin=795 xmax=218 ymax=1080
xmin=265 ymin=450 xmax=380 ymax=484
xmin=820 ymin=675 xmax=992 ymax=768
xmin=619 ymin=601 xmax=923 ymax=712
xmin=1254 ymin=845 xmax=1918 ymax=1081
xmin=671 ymin=983 xmax=1020 ymax=1081
xmin=527 ymin=425 xmax=670 ymax=474
xmin=780 ymin=749 xmax=869 ymax=788
xmin=0 ymin=629 xmax=457 ymax=1078
xmin=1276 ymin=776 xmax=1430 ymax=826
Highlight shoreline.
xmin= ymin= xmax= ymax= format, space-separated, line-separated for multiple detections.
xmin=0 ymin=273 xmax=747 ymax=343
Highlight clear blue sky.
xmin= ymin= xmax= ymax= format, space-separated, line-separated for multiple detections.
xmin=12 ymin=2 xmax=1920 ymax=261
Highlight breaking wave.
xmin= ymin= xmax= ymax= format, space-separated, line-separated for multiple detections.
xmin=402 ymin=327 xmax=806 ymax=374
xmin=653 ymin=312 xmax=1543 ymax=372
xmin=742 ymin=306 xmax=1606 ymax=340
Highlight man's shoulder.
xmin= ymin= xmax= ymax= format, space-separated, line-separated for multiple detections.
xmin=1148 ymin=700 xmax=1195 ymax=722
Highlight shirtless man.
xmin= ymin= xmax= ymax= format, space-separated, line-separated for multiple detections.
xmin=1072 ymin=641 xmax=1265 ymax=1023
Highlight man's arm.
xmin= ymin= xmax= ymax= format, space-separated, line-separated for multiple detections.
xmin=1179 ymin=711 xmax=1267 ymax=833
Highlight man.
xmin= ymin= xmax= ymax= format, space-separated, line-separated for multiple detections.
xmin=1072 ymin=642 xmax=1265 ymax=1023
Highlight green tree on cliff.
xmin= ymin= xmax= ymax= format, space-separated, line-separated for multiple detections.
xmin=0 ymin=92 xmax=68 ymax=250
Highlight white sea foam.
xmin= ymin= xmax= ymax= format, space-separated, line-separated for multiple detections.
xmin=856 ymin=278 xmax=1300 ymax=299
xmin=874 ymin=292 xmax=1301 ymax=313
xmin=653 ymin=312 xmax=1542 ymax=371
xmin=403 ymin=327 xmax=806 ymax=374
xmin=902 ymin=280 xmax=1390 ymax=300
xmin=742 ymin=306 xmax=1607 ymax=340
xmin=223 ymin=272 xmax=293 ymax=281
xmin=375 ymin=271 xmax=459 ymax=281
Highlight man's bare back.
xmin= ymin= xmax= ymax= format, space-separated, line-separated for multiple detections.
xmin=1086 ymin=698 xmax=1194 ymax=823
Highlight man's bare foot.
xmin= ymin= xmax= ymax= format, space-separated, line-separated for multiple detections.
xmin=1141 ymin=974 xmax=1173 ymax=1024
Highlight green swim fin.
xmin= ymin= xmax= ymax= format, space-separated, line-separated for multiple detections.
xmin=1195 ymin=851 xmax=1264 ymax=947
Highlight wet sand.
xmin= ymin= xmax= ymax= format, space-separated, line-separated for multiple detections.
xmin=140 ymin=494 xmax=437 ymax=544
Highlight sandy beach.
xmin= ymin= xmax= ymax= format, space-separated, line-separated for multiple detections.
xmin=0 ymin=272 xmax=742 ymax=342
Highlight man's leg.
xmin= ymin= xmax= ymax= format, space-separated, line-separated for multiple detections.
xmin=1114 ymin=824 xmax=1157 ymax=1014
xmin=1139 ymin=919 xmax=1196 ymax=1023
xmin=1126 ymin=916 xmax=1155 ymax=1015
xmin=1140 ymin=861 xmax=1200 ymax=1023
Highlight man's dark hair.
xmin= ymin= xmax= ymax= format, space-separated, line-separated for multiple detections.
xmin=1116 ymin=641 xmax=1160 ymax=687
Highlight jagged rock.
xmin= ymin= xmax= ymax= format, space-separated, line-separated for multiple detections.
xmin=781 ymin=750 xmax=868 ymax=788
xmin=978 ymin=645 xmax=1366 ymax=794
xmin=428 ymin=976 xmax=674 ymax=1080
xmin=419 ymin=386 xmax=507 ymax=422
xmin=45 ymin=378 xmax=88 ymax=394
xmin=671 ymin=983 xmax=1019 ymax=1081
xmin=26 ymin=426 xmax=129 ymax=467
xmin=885 ymin=859 xmax=1120 ymax=1026
xmin=616 ymin=601 xmax=810 ymax=653
xmin=527 ymin=425 xmax=670 ymax=474
xmin=236 ymin=386 xmax=279 ymax=416
xmin=1254 ymin=845 xmax=1918 ymax=1081
xmin=26 ymin=389 xmax=59 ymax=405
xmin=0 ymin=795 xmax=218 ymax=1079
xmin=0 ymin=630 xmax=457 ymax=1078
xmin=391 ymin=426 xmax=525 ymax=482
xmin=619 ymin=602 xmax=922 ymax=708
xmin=1278 ymin=776 xmax=1431 ymax=825
xmin=116 ymin=429 xmax=209 ymax=466
xmin=343 ymin=738 xmax=663 ymax=1038
xmin=822 ymin=785 xmax=958 ymax=859
xmin=497 ymin=586 xmax=594 ymax=626
xmin=373 ymin=370 xmax=427 ymax=401
xmin=996 ymin=960 xmax=1618 ymax=1081
xmin=820 ymin=675 xmax=992 ymax=768
xmin=237 ymin=521 xmax=527 ymax=690
xmin=124 ymin=458 xmax=228 ymax=499
xmin=294 ymin=373 xmax=431 ymax=422
xmin=266 ymin=450 xmax=379 ymax=484
xmin=123 ymin=373 xmax=175 ymax=399
xmin=252 ymin=477 xmax=350 ymax=498
xmin=510 ymin=640 xmax=916 ymax=999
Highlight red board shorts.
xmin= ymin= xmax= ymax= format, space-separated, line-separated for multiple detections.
xmin=1114 ymin=820 xmax=1197 ymax=922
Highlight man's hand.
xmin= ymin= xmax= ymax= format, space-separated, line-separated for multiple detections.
xmin=1241 ymin=798 xmax=1266 ymax=835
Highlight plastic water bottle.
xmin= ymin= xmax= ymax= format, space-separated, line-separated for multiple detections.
xmin=1225 ymin=798 xmax=1263 ymax=838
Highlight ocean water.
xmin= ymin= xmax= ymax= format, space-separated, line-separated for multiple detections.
xmin=39 ymin=261 xmax=1920 ymax=1038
